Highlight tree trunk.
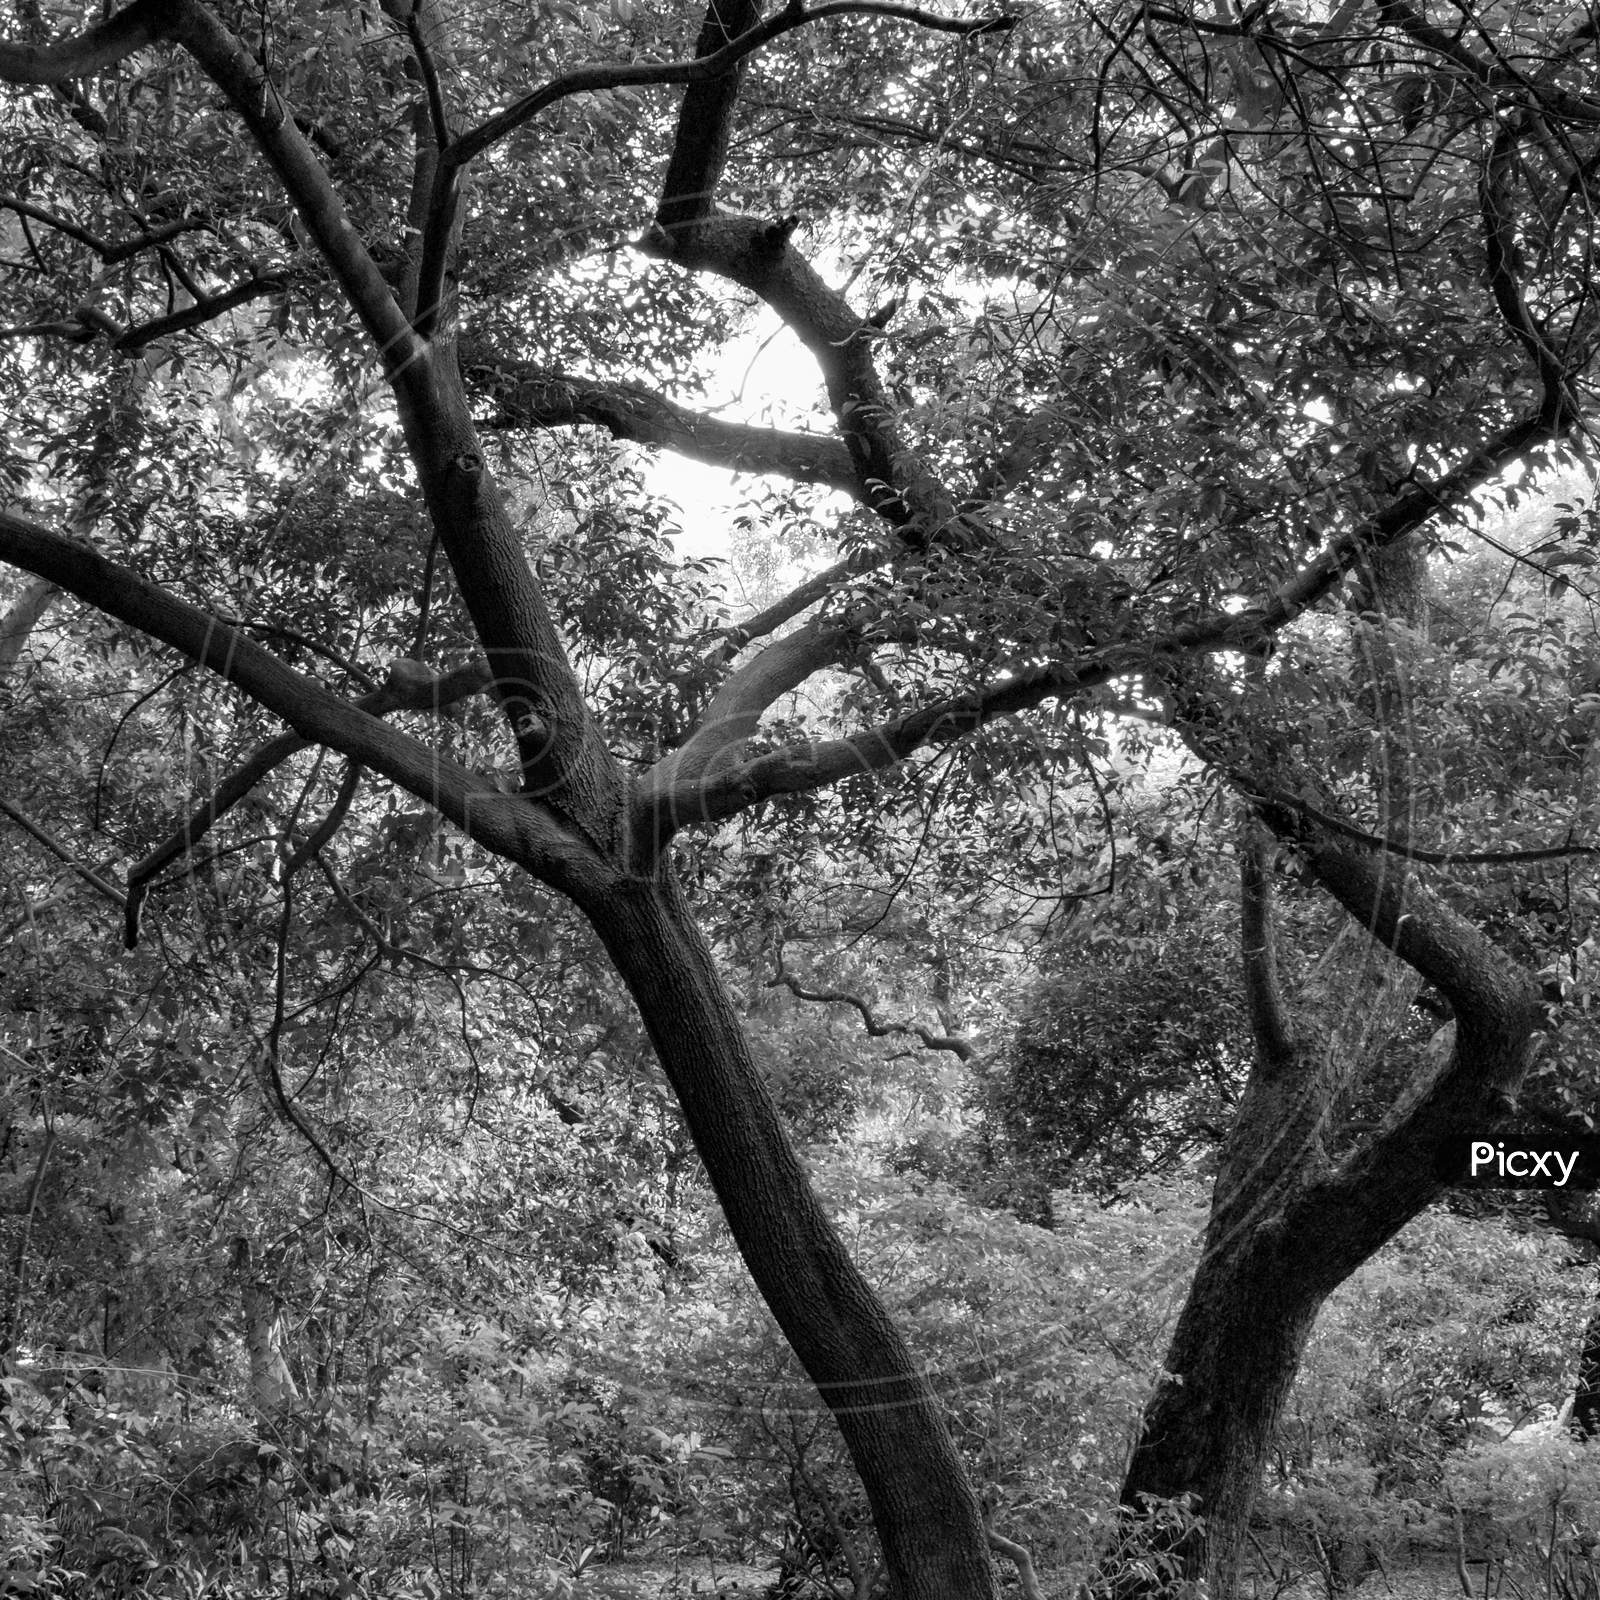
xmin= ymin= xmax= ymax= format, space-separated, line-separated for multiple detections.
xmin=383 ymin=337 xmax=997 ymax=1600
xmin=1571 ymin=1293 xmax=1600 ymax=1439
xmin=0 ymin=576 xmax=56 ymax=681
xmin=1120 ymin=1222 xmax=1328 ymax=1595
xmin=588 ymin=866 xmax=995 ymax=1600
xmin=1112 ymin=797 xmax=1542 ymax=1598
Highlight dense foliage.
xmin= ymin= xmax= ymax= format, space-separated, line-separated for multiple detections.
xmin=2 ymin=0 xmax=1600 ymax=1591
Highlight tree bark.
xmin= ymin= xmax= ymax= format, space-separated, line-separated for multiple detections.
xmin=1115 ymin=801 xmax=1542 ymax=1597
xmin=0 ymin=576 xmax=56 ymax=682
xmin=1120 ymin=1228 xmax=1327 ymax=1595
xmin=587 ymin=866 xmax=994 ymax=1600
xmin=1572 ymin=1295 xmax=1600 ymax=1439
xmin=1118 ymin=822 xmax=1336 ymax=1595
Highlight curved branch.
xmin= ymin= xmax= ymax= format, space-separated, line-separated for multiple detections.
xmin=634 ymin=404 xmax=1562 ymax=852
xmin=1252 ymin=786 xmax=1600 ymax=866
xmin=116 ymin=274 xmax=286 ymax=351
xmin=634 ymin=654 xmax=1110 ymax=852
xmin=283 ymin=759 xmax=363 ymax=875
xmin=420 ymin=0 xmax=1011 ymax=349
xmin=984 ymin=1524 xmax=1044 ymax=1600
xmin=163 ymin=0 xmax=423 ymax=375
xmin=1283 ymin=823 xmax=1544 ymax=1261
xmin=0 ymin=0 xmax=165 ymax=84
xmin=1184 ymin=409 xmax=1563 ymax=653
xmin=0 ymin=195 xmax=202 ymax=264
xmin=709 ymin=553 xmax=861 ymax=661
xmin=449 ymin=2 xmax=1013 ymax=169
xmin=640 ymin=211 xmax=964 ymax=534
xmin=480 ymin=365 xmax=859 ymax=492
xmin=650 ymin=619 xmax=847 ymax=808
xmin=1480 ymin=120 xmax=1579 ymax=428
xmin=771 ymin=948 xmax=974 ymax=1059
xmin=8 ymin=277 xmax=290 ymax=355
xmin=1253 ymin=802 xmax=1537 ymax=1034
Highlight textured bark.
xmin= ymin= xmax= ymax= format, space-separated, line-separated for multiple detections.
xmin=1121 ymin=1234 xmax=1326 ymax=1594
xmin=587 ymin=869 xmax=995 ymax=1600
xmin=393 ymin=286 xmax=1000 ymax=1591
xmin=1117 ymin=802 xmax=1543 ymax=1596
xmin=655 ymin=0 xmax=763 ymax=228
xmin=241 ymin=1279 xmax=300 ymax=1414
xmin=1119 ymin=824 xmax=1333 ymax=1594
xmin=1573 ymin=1296 xmax=1600 ymax=1438
xmin=0 ymin=576 xmax=56 ymax=681
xmin=478 ymin=366 xmax=858 ymax=493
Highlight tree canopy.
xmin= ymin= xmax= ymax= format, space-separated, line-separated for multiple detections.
xmin=2 ymin=0 xmax=1600 ymax=1592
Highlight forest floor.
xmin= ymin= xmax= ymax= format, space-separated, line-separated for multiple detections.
xmin=566 ymin=1553 xmax=1486 ymax=1599
xmin=1276 ymin=1560 xmax=1479 ymax=1600
xmin=571 ymin=1558 xmax=774 ymax=1598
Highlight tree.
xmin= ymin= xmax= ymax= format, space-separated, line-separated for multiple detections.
xmin=0 ymin=0 xmax=1598 ymax=1595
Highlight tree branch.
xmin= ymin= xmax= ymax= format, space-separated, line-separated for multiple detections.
xmin=419 ymin=0 xmax=1009 ymax=353
xmin=771 ymin=947 xmax=974 ymax=1059
xmin=448 ymin=2 xmax=1012 ymax=170
xmin=0 ymin=506 xmax=595 ymax=890
xmin=124 ymin=656 xmax=490 ymax=946
xmin=0 ymin=795 xmax=126 ymax=908
xmin=402 ymin=0 xmax=463 ymax=338
xmin=1177 ymin=409 xmax=1564 ymax=654
xmin=1240 ymin=814 xmax=1295 ymax=1071
xmin=634 ymin=404 xmax=1561 ymax=852
xmin=0 ymin=576 xmax=57 ymax=680
xmin=115 ymin=274 xmax=286 ymax=351
xmin=633 ymin=654 xmax=1110 ymax=852
xmin=639 ymin=210 xmax=963 ymax=535
xmin=163 ymin=0 xmax=423 ymax=375
xmin=708 ymin=554 xmax=860 ymax=659
xmin=656 ymin=0 xmax=764 ymax=230
xmin=1251 ymin=786 xmax=1600 ymax=865
xmin=3 ymin=277 xmax=291 ymax=354
xmin=478 ymin=364 xmax=860 ymax=492
xmin=1480 ymin=119 xmax=1580 ymax=428
xmin=1278 ymin=817 xmax=1545 ymax=1268
xmin=283 ymin=759 xmax=363 ymax=876
xmin=0 ymin=0 xmax=165 ymax=84
xmin=1375 ymin=0 xmax=1600 ymax=122
xmin=0 ymin=194 xmax=203 ymax=264
xmin=649 ymin=619 xmax=848 ymax=809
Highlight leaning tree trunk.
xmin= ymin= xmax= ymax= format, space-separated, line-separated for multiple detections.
xmin=385 ymin=352 xmax=996 ymax=1600
xmin=1113 ymin=797 xmax=1544 ymax=1598
xmin=588 ymin=867 xmax=994 ymax=1600
xmin=1118 ymin=824 xmax=1342 ymax=1595
xmin=1120 ymin=1224 xmax=1329 ymax=1593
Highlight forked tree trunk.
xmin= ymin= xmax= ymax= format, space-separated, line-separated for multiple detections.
xmin=1113 ymin=802 xmax=1543 ymax=1599
xmin=588 ymin=868 xmax=994 ymax=1600
xmin=387 ymin=358 xmax=997 ymax=1600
